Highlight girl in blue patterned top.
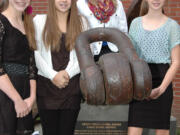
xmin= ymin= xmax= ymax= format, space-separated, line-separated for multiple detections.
xmin=128 ymin=0 xmax=180 ymax=135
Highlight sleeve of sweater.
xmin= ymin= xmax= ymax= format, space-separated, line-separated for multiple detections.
xmin=65 ymin=49 xmax=80 ymax=78
xmin=116 ymin=0 xmax=128 ymax=33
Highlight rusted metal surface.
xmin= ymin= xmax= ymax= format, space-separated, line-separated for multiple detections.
xmin=75 ymin=28 xmax=152 ymax=105
xmin=126 ymin=0 xmax=142 ymax=28
xmin=98 ymin=53 xmax=133 ymax=105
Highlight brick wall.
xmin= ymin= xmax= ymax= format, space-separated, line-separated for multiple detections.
xmin=32 ymin=0 xmax=48 ymax=14
xmin=32 ymin=0 xmax=180 ymax=126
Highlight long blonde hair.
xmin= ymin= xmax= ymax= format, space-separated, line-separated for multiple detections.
xmin=0 ymin=0 xmax=36 ymax=50
xmin=140 ymin=0 xmax=166 ymax=16
xmin=43 ymin=0 xmax=83 ymax=52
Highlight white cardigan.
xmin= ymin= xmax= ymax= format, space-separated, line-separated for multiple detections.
xmin=33 ymin=15 xmax=88 ymax=80
xmin=77 ymin=0 xmax=128 ymax=55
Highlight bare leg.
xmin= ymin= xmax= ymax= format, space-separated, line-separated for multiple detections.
xmin=156 ymin=129 xmax=169 ymax=135
xmin=128 ymin=127 xmax=143 ymax=135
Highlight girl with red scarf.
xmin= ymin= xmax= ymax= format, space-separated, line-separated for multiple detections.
xmin=77 ymin=0 xmax=128 ymax=61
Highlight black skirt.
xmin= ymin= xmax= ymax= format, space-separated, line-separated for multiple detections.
xmin=0 ymin=63 xmax=33 ymax=135
xmin=128 ymin=63 xmax=173 ymax=129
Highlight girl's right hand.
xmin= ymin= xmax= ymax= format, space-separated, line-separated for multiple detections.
xmin=149 ymin=86 xmax=165 ymax=99
xmin=14 ymin=98 xmax=29 ymax=118
xmin=52 ymin=70 xmax=70 ymax=88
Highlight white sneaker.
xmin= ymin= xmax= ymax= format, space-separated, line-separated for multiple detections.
xmin=32 ymin=131 xmax=40 ymax=135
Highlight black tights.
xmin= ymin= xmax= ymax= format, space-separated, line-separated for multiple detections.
xmin=39 ymin=109 xmax=80 ymax=135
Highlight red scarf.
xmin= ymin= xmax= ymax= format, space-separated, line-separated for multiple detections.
xmin=88 ymin=0 xmax=116 ymax=23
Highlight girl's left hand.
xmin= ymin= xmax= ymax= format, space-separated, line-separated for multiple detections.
xmin=24 ymin=96 xmax=36 ymax=113
xmin=149 ymin=87 xmax=165 ymax=99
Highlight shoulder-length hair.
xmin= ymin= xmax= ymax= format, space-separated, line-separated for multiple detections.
xmin=140 ymin=0 xmax=166 ymax=16
xmin=0 ymin=0 xmax=36 ymax=50
xmin=43 ymin=0 xmax=83 ymax=51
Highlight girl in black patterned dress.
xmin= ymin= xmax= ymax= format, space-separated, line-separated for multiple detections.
xmin=0 ymin=0 xmax=37 ymax=135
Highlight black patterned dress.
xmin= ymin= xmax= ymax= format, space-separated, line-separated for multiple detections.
xmin=0 ymin=14 xmax=37 ymax=135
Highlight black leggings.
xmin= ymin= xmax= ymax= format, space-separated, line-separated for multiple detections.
xmin=39 ymin=109 xmax=80 ymax=135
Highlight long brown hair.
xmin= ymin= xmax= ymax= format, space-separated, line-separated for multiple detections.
xmin=0 ymin=0 xmax=8 ymax=12
xmin=139 ymin=0 xmax=149 ymax=16
xmin=140 ymin=0 xmax=166 ymax=16
xmin=0 ymin=0 xmax=36 ymax=50
xmin=24 ymin=7 xmax=36 ymax=50
xmin=43 ymin=0 xmax=83 ymax=51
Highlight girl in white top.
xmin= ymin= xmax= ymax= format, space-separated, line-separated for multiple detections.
xmin=33 ymin=0 xmax=88 ymax=134
xmin=77 ymin=0 xmax=128 ymax=59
